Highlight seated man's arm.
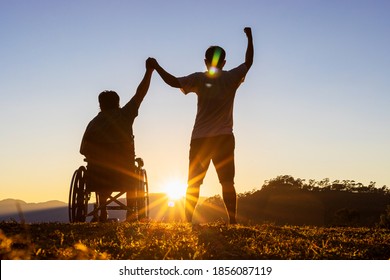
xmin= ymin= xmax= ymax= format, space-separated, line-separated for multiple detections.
xmin=131 ymin=58 xmax=154 ymax=108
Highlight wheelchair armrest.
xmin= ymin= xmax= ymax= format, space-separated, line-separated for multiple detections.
xmin=82 ymin=157 xmax=144 ymax=168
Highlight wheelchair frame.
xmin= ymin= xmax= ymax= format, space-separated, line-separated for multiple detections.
xmin=68 ymin=158 xmax=149 ymax=222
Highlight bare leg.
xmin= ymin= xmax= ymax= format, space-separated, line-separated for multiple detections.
xmin=222 ymin=182 xmax=237 ymax=224
xmin=185 ymin=184 xmax=201 ymax=223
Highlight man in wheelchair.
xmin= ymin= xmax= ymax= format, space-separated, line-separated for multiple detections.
xmin=79 ymin=58 xmax=153 ymax=222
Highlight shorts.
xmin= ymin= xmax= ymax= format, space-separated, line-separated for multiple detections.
xmin=188 ymin=134 xmax=235 ymax=186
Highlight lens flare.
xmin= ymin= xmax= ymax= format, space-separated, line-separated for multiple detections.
xmin=208 ymin=66 xmax=218 ymax=76
xmin=211 ymin=48 xmax=222 ymax=67
xmin=208 ymin=48 xmax=222 ymax=76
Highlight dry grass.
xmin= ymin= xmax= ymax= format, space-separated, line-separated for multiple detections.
xmin=1 ymin=221 xmax=390 ymax=260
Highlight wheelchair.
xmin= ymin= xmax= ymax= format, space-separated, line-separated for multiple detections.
xmin=68 ymin=157 xmax=149 ymax=223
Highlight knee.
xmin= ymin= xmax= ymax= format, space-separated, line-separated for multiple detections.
xmin=186 ymin=184 xmax=201 ymax=196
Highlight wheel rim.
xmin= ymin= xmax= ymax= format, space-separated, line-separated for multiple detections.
xmin=69 ymin=166 xmax=87 ymax=222
xmin=137 ymin=169 xmax=149 ymax=219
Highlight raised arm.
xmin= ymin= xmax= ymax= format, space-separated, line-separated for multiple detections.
xmin=130 ymin=58 xmax=154 ymax=108
xmin=244 ymin=27 xmax=254 ymax=70
xmin=148 ymin=58 xmax=181 ymax=88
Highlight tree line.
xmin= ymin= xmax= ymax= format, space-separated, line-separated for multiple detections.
xmin=194 ymin=175 xmax=390 ymax=227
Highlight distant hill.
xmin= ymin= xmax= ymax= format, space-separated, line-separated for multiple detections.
xmin=0 ymin=199 xmax=66 ymax=213
xmin=0 ymin=199 xmax=69 ymax=223
xmin=2 ymin=175 xmax=389 ymax=227
xmin=196 ymin=176 xmax=390 ymax=227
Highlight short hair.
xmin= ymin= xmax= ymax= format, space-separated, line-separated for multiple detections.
xmin=205 ymin=46 xmax=226 ymax=68
xmin=98 ymin=90 xmax=120 ymax=111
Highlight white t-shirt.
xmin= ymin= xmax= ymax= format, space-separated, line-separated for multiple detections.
xmin=178 ymin=63 xmax=248 ymax=139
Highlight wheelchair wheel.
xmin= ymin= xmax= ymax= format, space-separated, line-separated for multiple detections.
xmin=69 ymin=166 xmax=88 ymax=222
xmin=135 ymin=160 xmax=149 ymax=220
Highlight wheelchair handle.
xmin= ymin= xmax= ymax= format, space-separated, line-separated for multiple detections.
xmin=135 ymin=157 xmax=144 ymax=168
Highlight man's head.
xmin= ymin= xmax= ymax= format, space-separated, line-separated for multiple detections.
xmin=205 ymin=46 xmax=226 ymax=74
xmin=98 ymin=90 xmax=120 ymax=111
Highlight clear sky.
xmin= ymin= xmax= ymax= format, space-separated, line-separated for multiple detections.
xmin=1 ymin=0 xmax=389 ymax=203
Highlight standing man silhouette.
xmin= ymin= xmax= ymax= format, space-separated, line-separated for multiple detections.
xmin=150 ymin=27 xmax=254 ymax=224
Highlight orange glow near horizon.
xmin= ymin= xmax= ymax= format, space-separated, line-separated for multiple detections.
xmin=163 ymin=178 xmax=187 ymax=208
xmin=162 ymin=179 xmax=187 ymax=206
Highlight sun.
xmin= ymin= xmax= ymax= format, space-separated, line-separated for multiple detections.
xmin=163 ymin=179 xmax=187 ymax=206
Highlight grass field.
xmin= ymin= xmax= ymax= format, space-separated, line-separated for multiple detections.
xmin=1 ymin=221 xmax=389 ymax=260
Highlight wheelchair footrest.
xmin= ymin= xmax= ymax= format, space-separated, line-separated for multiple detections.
xmin=106 ymin=206 xmax=129 ymax=210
